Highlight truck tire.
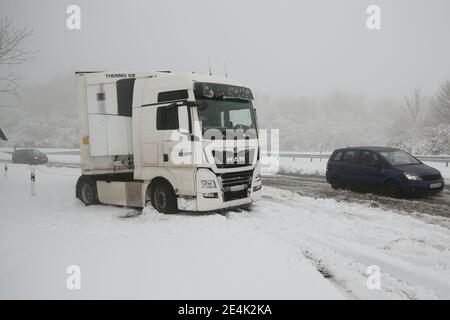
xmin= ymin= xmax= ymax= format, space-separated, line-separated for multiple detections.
xmin=150 ymin=182 xmax=178 ymax=214
xmin=76 ymin=176 xmax=99 ymax=205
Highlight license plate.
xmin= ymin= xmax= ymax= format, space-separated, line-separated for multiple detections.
xmin=430 ymin=183 xmax=442 ymax=189
xmin=230 ymin=185 xmax=246 ymax=192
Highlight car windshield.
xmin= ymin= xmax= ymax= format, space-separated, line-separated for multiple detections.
xmin=380 ymin=150 xmax=420 ymax=166
xmin=196 ymin=98 xmax=256 ymax=137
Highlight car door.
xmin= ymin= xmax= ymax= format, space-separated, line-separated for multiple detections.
xmin=16 ymin=150 xmax=26 ymax=164
xmin=340 ymin=150 xmax=363 ymax=186
xmin=360 ymin=151 xmax=386 ymax=189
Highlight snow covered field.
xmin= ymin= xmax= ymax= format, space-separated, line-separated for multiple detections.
xmin=0 ymin=164 xmax=341 ymax=299
xmin=1 ymin=164 xmax=450 ymax=299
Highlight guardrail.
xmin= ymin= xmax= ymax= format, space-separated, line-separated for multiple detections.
xmin=2 ymin=148 xmax=449 ymax=167
xmin=271 ymin=152 xmax=450 ymax=167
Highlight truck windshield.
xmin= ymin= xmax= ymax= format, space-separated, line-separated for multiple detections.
xmin=196 ymin=98 xmax=256 ymax=137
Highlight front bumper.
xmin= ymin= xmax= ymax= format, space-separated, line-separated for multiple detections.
xmin=402 ymin=179 xmax=445 ymax=193
xmin=182 ymin=167 xmax=262 ymax=212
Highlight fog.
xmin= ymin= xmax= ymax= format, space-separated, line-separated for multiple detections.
xmin=1 ymin=0 xmax=449 ymax=95
xmin=1 ymin=0 xmax=450 ymax=151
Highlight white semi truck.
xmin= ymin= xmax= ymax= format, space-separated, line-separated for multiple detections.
xmin=75 ymin=71 xmax=262 ymax=213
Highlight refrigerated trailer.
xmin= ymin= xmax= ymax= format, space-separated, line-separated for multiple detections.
xmin=75 ymin=71 xmax=262 ymax=213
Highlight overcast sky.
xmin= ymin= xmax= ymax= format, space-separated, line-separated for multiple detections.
xmin=1 ymin=0 xmax=450 ymax=97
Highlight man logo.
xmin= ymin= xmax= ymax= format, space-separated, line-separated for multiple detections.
xmin=227 ymin=156 xmax=244 ymax=163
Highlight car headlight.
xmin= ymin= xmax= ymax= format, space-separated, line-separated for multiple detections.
xmin=404 ymin=172 xmax=423 ymax=181
xmin=201 ymin=180 xmax=216 ymax=188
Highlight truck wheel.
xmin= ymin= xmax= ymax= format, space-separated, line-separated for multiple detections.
xmin=77 ymin=176 xmax=99 ymax=205
xmin=151 ymin=182 xmax=178 ymax=214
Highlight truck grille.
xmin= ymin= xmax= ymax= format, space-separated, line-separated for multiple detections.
xmin=220 ymin=170 xmax=253 ymax=188
xmin=421 ymin=174 xmax=442 ymax=181
xmin=219 ymin=170 xmax=253 ymax=202
xmin=213 ymin=149 xmax=255 ymax=168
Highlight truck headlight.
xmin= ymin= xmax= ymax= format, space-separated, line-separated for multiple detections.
xmin=201 ymin=180 xmax=216 ymax=188
xmin=404 ymin=172 xmax=422 ymax=181
xmin=254 ymin=173 xmax=261 ymax=183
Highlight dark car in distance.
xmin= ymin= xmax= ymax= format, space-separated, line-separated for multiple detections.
xmin=326 ymin=147 xmax=444 ymax=196
xmin=12 ymin=149 xmax=48 ymax=165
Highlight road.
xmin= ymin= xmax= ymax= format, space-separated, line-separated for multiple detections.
xmin=263 ymin=174 xmax=450 ymax=225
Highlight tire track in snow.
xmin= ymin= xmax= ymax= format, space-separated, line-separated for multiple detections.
xmin=226 ymin=188 xmax=450 ymax=299
xmin=263 ymin=174 xmax=450 ymax=227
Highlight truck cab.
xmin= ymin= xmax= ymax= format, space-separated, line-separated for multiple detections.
xmin=75 ymin=71 xmax=262 ymax=213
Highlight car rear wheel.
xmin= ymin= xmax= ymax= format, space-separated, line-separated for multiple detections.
xmin=331 ymin=176 xmax=345 ymax=190
xmin=385 ymin=180 xmax=403 ymax=197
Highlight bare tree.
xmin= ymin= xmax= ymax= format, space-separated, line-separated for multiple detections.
xmin=402 ymin=88 xmax=425 ymax=125
xmin=0 ymin=17 xmax=34 ymax=107
xmin=431 ymin=80 xmax=450 ymax=124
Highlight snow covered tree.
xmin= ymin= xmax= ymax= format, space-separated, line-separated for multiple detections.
xmin=431 ymin=80 xmax=450 ymax=124
xmin=0 ymin=17 xmax=34 ymax=107
xmin=402 ymin=88 xmax=425 ymax=125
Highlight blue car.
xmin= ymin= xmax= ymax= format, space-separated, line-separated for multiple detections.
xmin=326 ymin=147 xmax=444 ymax=196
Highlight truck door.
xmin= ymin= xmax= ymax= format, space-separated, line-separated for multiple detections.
xmin=140 ymin=106 xmax=163 ymax=166
xmin=157 ymin=104 xmax=191 ymax=167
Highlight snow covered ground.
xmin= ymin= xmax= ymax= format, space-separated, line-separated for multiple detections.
xmin=0 ymin=164 xmax=341 ymax=299
xmin=1 ymin=164 xmax=450 ymax=299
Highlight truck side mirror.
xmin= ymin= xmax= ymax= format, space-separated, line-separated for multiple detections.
xmin=185 ymin=100 xmax=208 ymax=110
xmin=178 ymin=105 xmax=190 ymax=134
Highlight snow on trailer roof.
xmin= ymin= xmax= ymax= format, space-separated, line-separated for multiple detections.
xmin=75 ymin=71 xmax=246 ymax=88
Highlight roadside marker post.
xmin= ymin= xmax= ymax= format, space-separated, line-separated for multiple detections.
xmin=30 ymin=166 xmax=36 ymax=196
xmin=3 ymin=163 xmax=7 ymax=179
xmin=319 ymin=143 xmax=323 ymax=162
